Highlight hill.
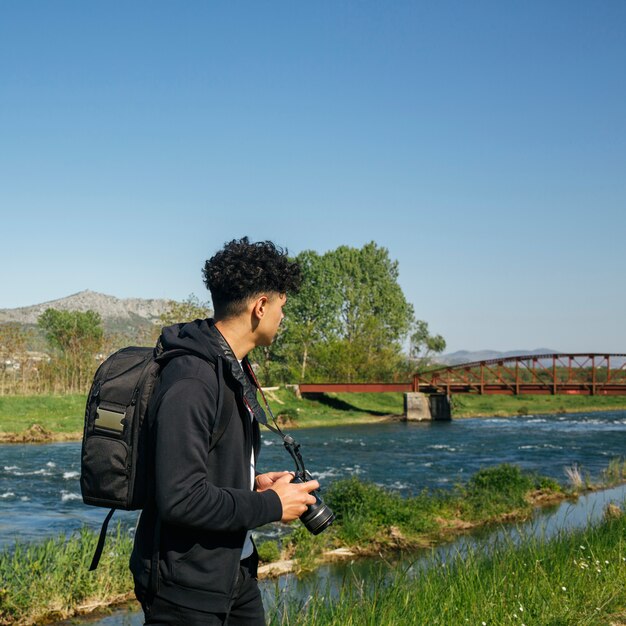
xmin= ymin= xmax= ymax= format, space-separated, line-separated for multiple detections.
xmin=0 ymin=290 xmax=175 ymax=348
xmin=435 ymin=348 xmax=559 ymax=366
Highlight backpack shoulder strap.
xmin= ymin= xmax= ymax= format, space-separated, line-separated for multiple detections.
xmin=208 ymin=356 xmax=234 ymax=452
xmin=88 ymin=507 xmax=115 ymax=571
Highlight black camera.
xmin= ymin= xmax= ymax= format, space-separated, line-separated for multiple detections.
xmin=291 ymin=469 xmax=335 ymax=535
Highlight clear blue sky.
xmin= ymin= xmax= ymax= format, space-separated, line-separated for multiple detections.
xmin=1 ymin=1 xmax=624 ymax=354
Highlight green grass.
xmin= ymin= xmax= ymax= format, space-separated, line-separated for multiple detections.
xmin=452 ymin=393 xmax=626 ymax=417
xmin=0 ymin=394 xmax=85 ymax=434
xmin=280 ymin=464 xmax=564 ymax=568
xmin=0 ymin=525 xmax=134 ymax=625
xmin=0 ymin=389 xmax=625 ymax=438
xmin=271 ymin=507 xmax=626 ymax=625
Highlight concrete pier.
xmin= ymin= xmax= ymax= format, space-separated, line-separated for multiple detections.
xmin=403 ymin=392 xmax=431 ymax=421
xmin=403 ymin=392 xmax=452 ymax=421
xmin=428 ymin=393 xmax=452 ymax=421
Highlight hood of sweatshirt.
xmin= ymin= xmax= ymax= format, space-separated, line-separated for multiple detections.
xmin=156 ymin=318 xmax=268 ymax=425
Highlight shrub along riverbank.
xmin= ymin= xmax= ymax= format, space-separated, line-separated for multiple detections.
xmin=1 ymin=390 xmax=626 ymax=442
xmin=3 ymin=462 xmax=626 ymax=625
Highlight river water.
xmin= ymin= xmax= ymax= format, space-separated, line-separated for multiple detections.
xmin=2 ymin=410 xmax=626 ymax=548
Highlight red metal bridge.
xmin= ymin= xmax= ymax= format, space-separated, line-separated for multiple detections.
xmin=299 ymin=353 xmax=626 ymax=396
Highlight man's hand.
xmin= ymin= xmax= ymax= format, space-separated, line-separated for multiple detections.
xmin=255 ymin=471 xmax=293 ymax=492
xmin=268 ymin=473 xmax=320 ymax=523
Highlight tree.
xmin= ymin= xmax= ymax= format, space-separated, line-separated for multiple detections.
xmin=273 ymin=250 xmax=342 ymax=381
xmin=149 ymin=294 xmax=213 ymax=342
xmin=38 ymin=309 xmax=104 ymax=392
xmin=265 ymin=242 xmax=418 ymax=383
xmin=330 ymin=242 xmax=414 ymax=349
xmin=312 ymin=242 xmax=414 ymax=382
xmin=0 ymin=323 xmax=32 ymax=394
xmin=409 ymin=320 xmax=446 ymax=371
xmin=158 ymin=294 xmax=213 ymax=327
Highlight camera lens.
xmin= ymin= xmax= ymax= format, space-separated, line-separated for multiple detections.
xmin=292 ymin=473 xmax=335 ymax=535
xmin=300 ymin=494 xmax=335 ymax=535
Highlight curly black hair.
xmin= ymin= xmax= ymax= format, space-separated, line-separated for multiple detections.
xmin=202 ymin=237 xmax=302 ymax=319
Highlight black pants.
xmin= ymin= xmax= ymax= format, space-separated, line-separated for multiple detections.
xmin=140 ymin=555 xmax=265 ymax=626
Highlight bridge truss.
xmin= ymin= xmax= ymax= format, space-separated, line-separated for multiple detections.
xmin=414 ymin=353 xmax=626 ymax=396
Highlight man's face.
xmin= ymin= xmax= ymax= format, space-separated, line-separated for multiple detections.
xmin=256 ymin=292 xmax=287 ymax=346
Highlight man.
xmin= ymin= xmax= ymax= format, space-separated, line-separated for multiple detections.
xmin=131 ymin=237 xmax=319 ymax=625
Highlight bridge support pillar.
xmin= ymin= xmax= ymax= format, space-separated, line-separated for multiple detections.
xmin=429 ymin=394 xmax=452 ymax=421
xmin=403 ymin=393 xmax=452 ymax=421
xmin=403 ymin=393 xmax=432 ymax=421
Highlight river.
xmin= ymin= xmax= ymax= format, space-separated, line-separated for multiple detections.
xmin=2 ymin=409 xmax=626 ymax=547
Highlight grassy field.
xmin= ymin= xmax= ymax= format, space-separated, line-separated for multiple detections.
xmin=451 ymin=393 xmax=626 ymax=417
xmin=0 ymin=395 xmax=86 ymax=434
xmin=0 ymin=390 xmax=625 ymax=440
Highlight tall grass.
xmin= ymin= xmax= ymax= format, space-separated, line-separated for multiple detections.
xmin=271 ymin=508 xmax=626 ymax=625
xmin=0 ymin=525 xmax=134 ymax=626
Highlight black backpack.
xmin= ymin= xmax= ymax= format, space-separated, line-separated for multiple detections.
xmin=80 ymin=345 xmax=231 ymax=570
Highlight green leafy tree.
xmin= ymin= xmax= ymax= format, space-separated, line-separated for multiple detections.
xmin=409 ymin=320 xmax=446 ymax=371
xmin=274 ymin=250 xmax=343 ymax=381
xmin=38 ymin=309 xmax=104 ymax=392
xmin=330 ymin=242 xmax=414 ymax=349
xmin=265 ymin=242 xmax=418 ymax=383
xmin=310 ymin=242 xmax=414 ymax=382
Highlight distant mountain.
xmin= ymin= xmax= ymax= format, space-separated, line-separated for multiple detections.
xmin=0 ymin=290 xmax=175 ymax=348
xmin=0 ymin=290 xmax=172 ymax=325
xmin=434 ymin=348 xmax=559 ymax=366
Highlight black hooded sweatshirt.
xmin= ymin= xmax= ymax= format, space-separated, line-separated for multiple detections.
xmin=130 ymin=319 xmax=283 ymax=612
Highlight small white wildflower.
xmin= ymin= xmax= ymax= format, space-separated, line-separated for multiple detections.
xmin=482 ymin=622 xmax=487 ymax=625
xmin=519 ymin=606 xmax=524 ymax=612
xmin=605 ymin=560 xmax=609 ymax=564
xmin=597 ymin=568 xmax=602 ymax=573
xmin=561 ymin=586 xmax=567 ymax=591
xmin=580 ymin=545 xmax=585 ymax=549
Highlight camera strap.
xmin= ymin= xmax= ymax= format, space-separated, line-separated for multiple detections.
xmin=242 ymin=360 xmax=307 ymax=475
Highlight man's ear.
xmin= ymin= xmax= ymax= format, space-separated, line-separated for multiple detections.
xmin=252 ymin=295 xmax=268 ymax=320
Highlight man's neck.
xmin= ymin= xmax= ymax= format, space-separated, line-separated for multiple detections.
xmin=214 ymin=318 xmax=256 ymax=361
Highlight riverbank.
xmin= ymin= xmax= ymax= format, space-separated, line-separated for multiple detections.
xmin=1 ymin=390 xmax=626 ymax=443
xmin=5 ymin=462 xmax=626 ymax=625
xmin=273 ymin=501 xmax=626 ymax=625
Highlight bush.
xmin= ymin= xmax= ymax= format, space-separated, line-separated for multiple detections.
xmin=325 ymin=478 xmax=438 ymax=545
xmin=461 ymin=464 xmax=559 ymax=519
xmin=256 ymin=540 xmax=281 ymax=563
